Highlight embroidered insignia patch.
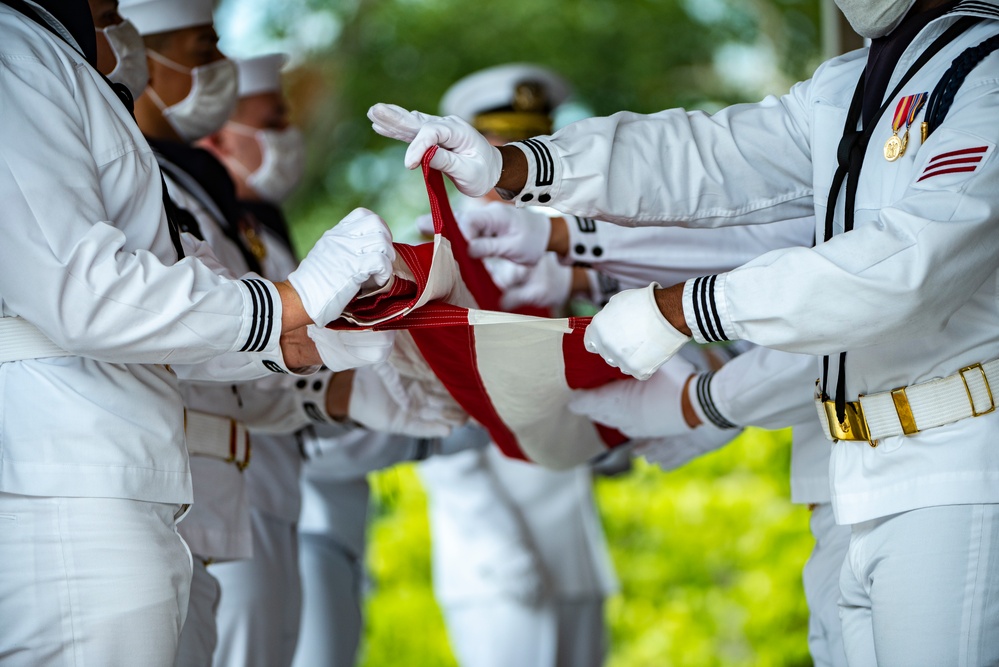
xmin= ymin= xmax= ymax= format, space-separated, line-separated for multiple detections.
xmin=917 ymin=146 xmax=988 ymax=182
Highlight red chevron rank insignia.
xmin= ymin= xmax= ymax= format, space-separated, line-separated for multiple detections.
xmin=917 ymin=146 xmax=988 ymax=182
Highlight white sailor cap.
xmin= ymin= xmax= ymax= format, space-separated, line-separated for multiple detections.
xmin=236 ymin=54 xmax=288 ymax=98
xmin=440 ymin=63 xmax=571 ymax=140
xmin=118 ymin=0 xmax=215 ymax=36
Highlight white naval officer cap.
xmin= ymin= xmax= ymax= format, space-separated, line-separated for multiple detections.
xmin=235 ymin=54 xmax=288 ymax=99
xmin=118 ymin=0 xmax=214 ymax=36
xmin=440 ymin=63 xmax=571 ymax=140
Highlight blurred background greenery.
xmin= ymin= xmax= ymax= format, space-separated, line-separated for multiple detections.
xmin=215 ymin=1 xmax=828 ymax=664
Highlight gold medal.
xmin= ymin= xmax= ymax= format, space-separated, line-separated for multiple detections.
xmin=885 ymin=92 xmax=928 ymax=162
xmin=884 ymin=133 xmax=903 ymax=162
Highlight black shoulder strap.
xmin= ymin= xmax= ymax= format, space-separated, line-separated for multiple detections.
xmin=821 ymin=16 xmax=979 ymax=423
xmin=924 ymin=31 xmax=999 ymax=138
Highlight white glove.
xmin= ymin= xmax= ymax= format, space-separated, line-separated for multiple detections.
xmin=584 ymin=282 xmax=691 ymax=380
xmin=368 ymin=103 xmax=502 ymax=198
xmin=414 ymin=212 xmax=436 ymax=237
xmin=462 ymin=202 xmax=551 ymax=265
xmin=288 ymin=208 xmax=396 ymax=326
xmin=349 ymin=363 xmax=466 ymax=438
xmin=487 ymin=254 xmax=572 ymax=311
xmin=568 ymin=355 xmax=696 ymax=438
xmin=306 ymin=326 xmax=396 ymax=372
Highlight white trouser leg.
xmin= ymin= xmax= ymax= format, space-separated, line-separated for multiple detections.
xmin=554 ymin=598 xmax=607 ymax=667
xmin=444 ymin=598 xmax=558 ymax=667
xmin=803 ymin=503 xmax=851 ymax=667
xmin=212 ymin=509 xmax=301 ymax=667
xmin=839 ymin=504 xmax=999 ymax=667
xmin=291 ymin=532 xmax=364 ymax=667
xmin=0 ymin=493 xmax=191 ymax=667
xmin=175 ymin=556 xmax=221 ymax=667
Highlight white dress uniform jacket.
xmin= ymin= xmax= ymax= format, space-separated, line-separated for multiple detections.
xmin=0 ymin=4 xmax=289 ymax=506
xmin=508 ymin=4 xmax=999 ymax=524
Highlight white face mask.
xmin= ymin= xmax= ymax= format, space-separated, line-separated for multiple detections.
xmin=226 ymin=123 xmax=306 ymax=203
xmin=145 ymin=51 xmax=238 ymax=142
xmin=98 ymin=19 xmax=149 ymax=100
xmin=834 ymin=0 xmax=919 ymax=38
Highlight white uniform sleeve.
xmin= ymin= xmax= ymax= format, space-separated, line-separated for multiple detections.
xmin=508 ymin=82 xmax=817 ymax=227
xmin=0 ymin=54 xmax=283 ymax=370
xmin=690 ymin=346 xmax=817 ymax=431
xmin=681 ymin=88 xmax=999 ymax=353
xmin=566 ymin=216 xmax=814 ymax=289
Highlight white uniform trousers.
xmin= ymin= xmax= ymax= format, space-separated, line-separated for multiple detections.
xmin=211 ymin=509 xmax=302 ymax=667
xmin=803 ymin=504 xmax=850 ymax=667
xmin=175 ymin=556 xmax=221 ymax=667
xmin=291 ymin=530 xmax=365 ymax=667
xmin=443 ymin=597 xmax=606 ymax=667
xmin=839 ymin=503 xmax=999 ymax=666
xmin=0 ymin=493 xmax=191 ymax=667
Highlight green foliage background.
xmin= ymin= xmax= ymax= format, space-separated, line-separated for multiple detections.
xmin=359 ymin=430 xmax=815 ymax=667
xmin=217 ymin=1 xmax=827 ymax=663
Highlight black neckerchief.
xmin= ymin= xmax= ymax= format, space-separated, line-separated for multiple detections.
xmin=864 ymin=2 xmax=960 ymax=126
xmin=150 ymin=138 xmax=264 ymax=275
xmin=822 ymin=15 xmax=979 ymax=424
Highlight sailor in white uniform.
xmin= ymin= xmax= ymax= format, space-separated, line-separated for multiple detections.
xmin=412 ymin=64 xmax=618 ymax=667
xmin=0 ymin=1 xmax=397 ymax=665
xmin=371 ymin=1 xmax=999 ymax=662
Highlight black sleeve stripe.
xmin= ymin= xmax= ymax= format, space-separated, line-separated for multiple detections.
xmin=257 ymin=279 xmax=275 ymax=352
xmin=691 ymin=277 xmax=710 ymax=342
xmin=954 ymin=2 xmax=999 ymax=19
xmin=691 ymin=275 xmax=729 ymax=343
xmin=521 ymin=138 xmax=554 ymax=187
xmin=245 ymin=279 xmax=271 ymax=352
xmin=696 ymin=372 xmax=739 ymax=430
xmin=575 ymin=216 xmax=597 ymax=233
xmin=239 ymin=279 xmax=274 ymax=353
xmin=239 ymin=279 xmax=261 ymax=352
xmin=707 ymin=275 xmax=729 ymax=342
xmin=698 ymin=276 xmax=721 ymax=342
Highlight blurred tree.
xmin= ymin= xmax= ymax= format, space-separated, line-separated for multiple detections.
xmin=219 ymin=0 xmax=823 ymax=249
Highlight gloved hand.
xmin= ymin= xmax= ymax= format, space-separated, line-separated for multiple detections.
xmin=288 ymin=208 xmax=395 ymax=326
xmin=487 ymin=254 xmax=572 ymax=311
xmin=307 ymin=326 xmax=396 ymax=372
xmin=584 ymin=282 xmax=691 ymax=380
xmin=567 ymin=355 xmax=696 ymax=438
xmin=462 ymin=202 xmax=551 ymax=265
xmin=368 ymin=103 xmax=502 ymax=198
xmin=349 ymin=362 xmax=466 ymax=438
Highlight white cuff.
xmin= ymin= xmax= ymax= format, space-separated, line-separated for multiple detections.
xmin=683 ymin=274 xmax=735 ymax=344
xmin=565 ymin=216 xmax=605 ymax=264
xmin=505 ymin=137 xmax=563 ymax=208
xmin=689 ymin=371 xmax=740 ymax=430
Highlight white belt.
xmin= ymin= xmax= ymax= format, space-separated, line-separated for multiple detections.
xmin=0 ymin=317 xmax=72 ymax=363
xmin=816 ymin=359 xmax=999 ymax=447
xmin=184 ymin=409 xmax=251 ymax=470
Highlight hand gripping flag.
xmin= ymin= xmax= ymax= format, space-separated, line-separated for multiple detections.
xmin=329 ymin=148 xmax=631 ymax=469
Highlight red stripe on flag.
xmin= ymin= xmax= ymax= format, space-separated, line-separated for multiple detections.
xmin=410 ymin=324 xmax=528 ymax=461
xmin=917 ymin=166 xmax=979 ymax=182
xmin=421 ymin=148 xmax=549 ymax=318
xmin=562 ymin=317 xmax=631 ymax=389
xmin=594 ymin=422 xmax=631 ymax=448
xmin=928 ymin=146 xmax=988 ymax=165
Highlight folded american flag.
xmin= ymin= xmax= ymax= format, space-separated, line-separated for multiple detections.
xmin=329 ymin=148 xmax=630 ymax=469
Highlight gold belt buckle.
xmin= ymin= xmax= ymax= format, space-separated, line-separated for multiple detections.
xmin=959 ymin=363 xmax=996 ymax=417
xmin=823 ymin=399 xmax=878 ymax=448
